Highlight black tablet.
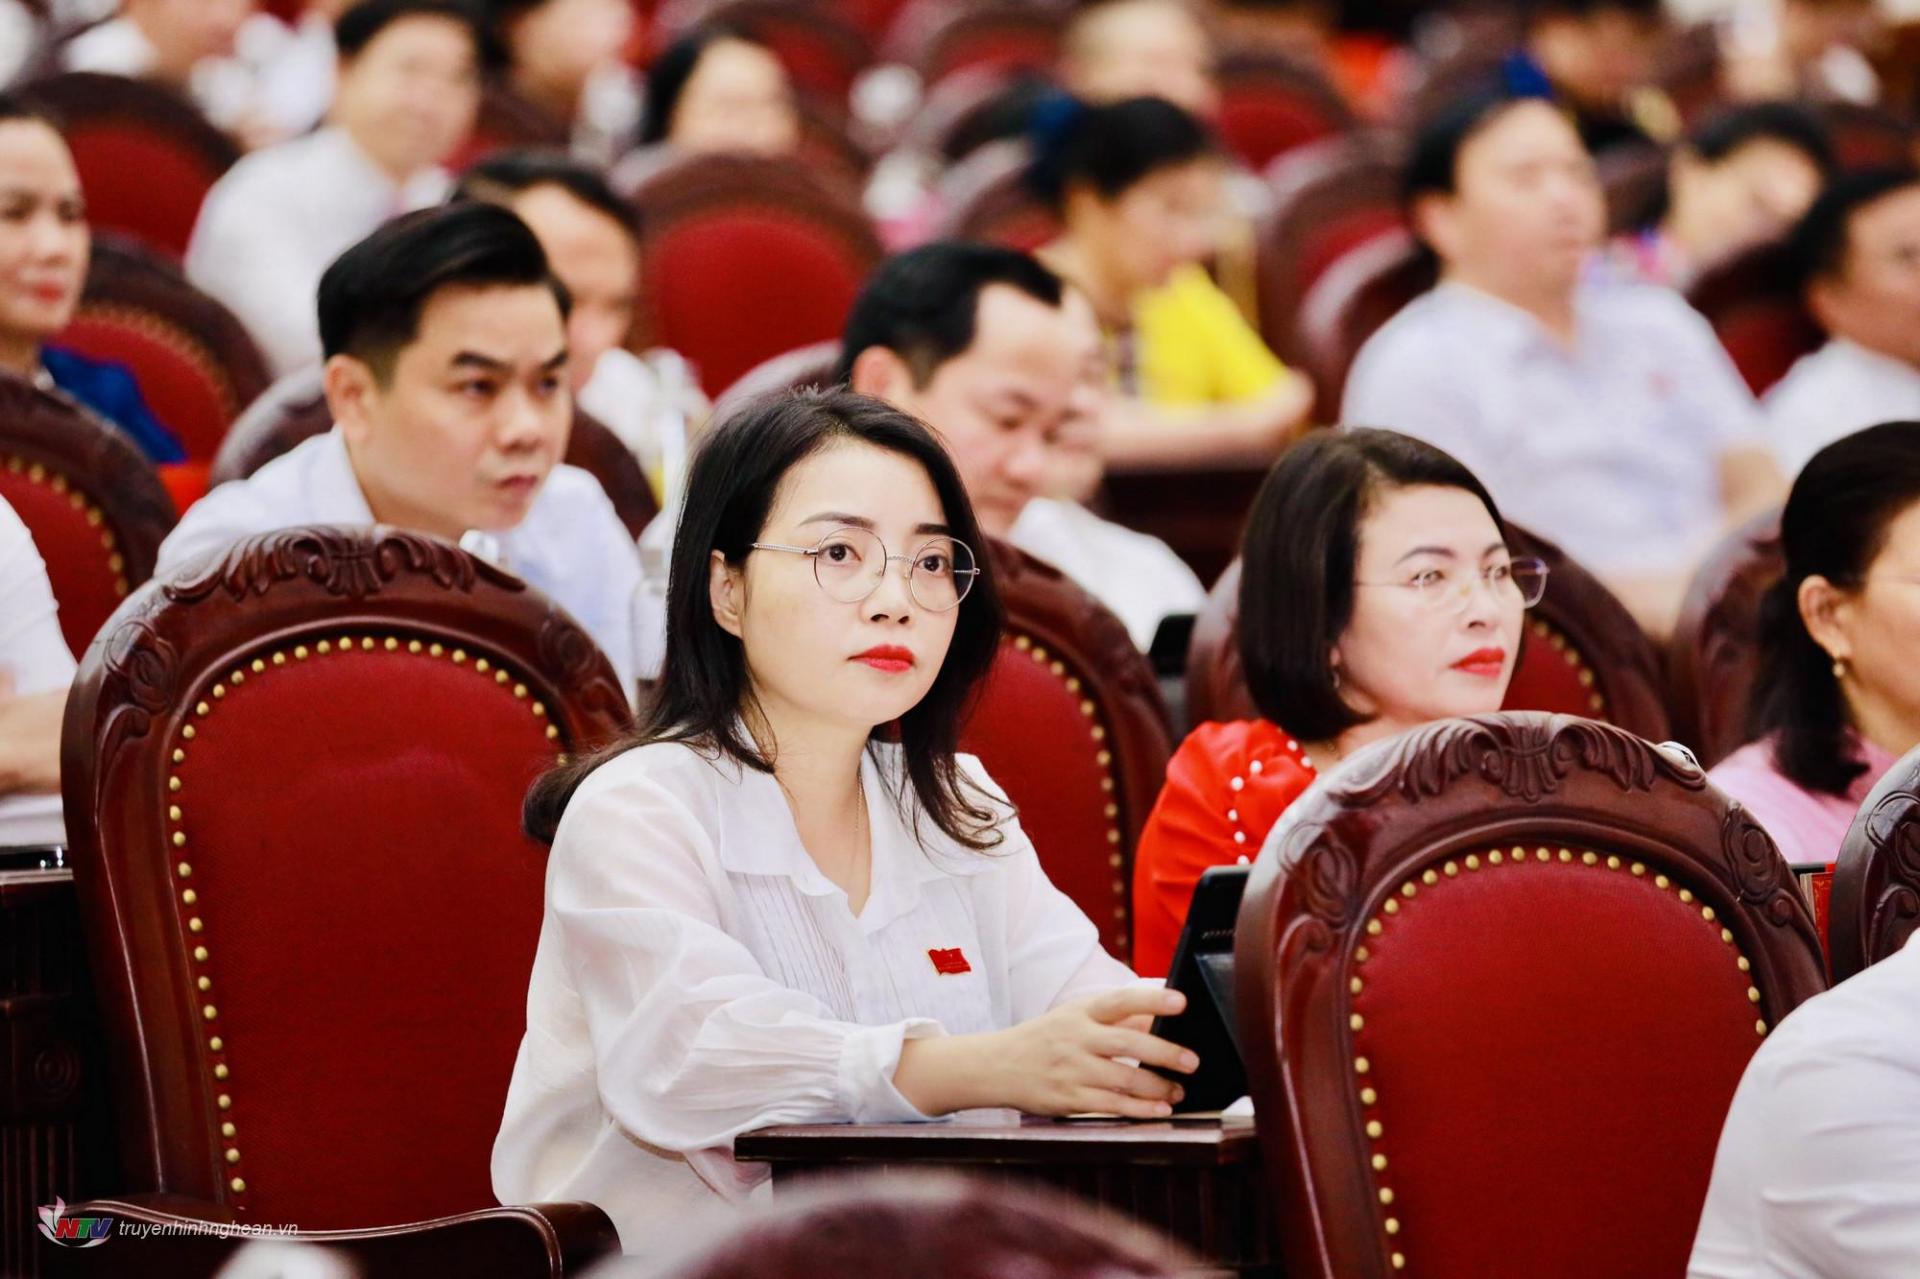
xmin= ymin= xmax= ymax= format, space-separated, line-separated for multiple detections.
xmin=1149 ymin=864 xmax=1250 ymax=1112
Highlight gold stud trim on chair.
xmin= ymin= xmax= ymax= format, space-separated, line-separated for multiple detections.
xmin=3 ymin=452 xmax=129 ymax=595
xmin=77 ymin=301 xmax=244 ymax=419
xmin=1011 ymin=631 xmax=1128 ymax=954
xmin=1345 ymin=845 xmax=1765 ymax=1274
xmin=164 ymin=632 xmax=566 ymax=1204
xmin=1530 ymin=618 xmax=1606 ymax=717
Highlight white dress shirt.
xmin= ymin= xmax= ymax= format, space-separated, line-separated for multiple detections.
xmin=575 ymin=347 xmax=703 ymax=513
xmin=1008 ymin=497 xmax=1206 ymax=651
xmin=0 ymin=495 xmax=75 ymax=846
xmin=1763 ymin=338 xmax=1920 ymax=478
xmin=1690 ymin=935 xmax=1920 ymax=1278
xmin=1342 ymin=280 xmax=1763 ymax=577
xmin=490 ymin=739 xmax=1135 ymax=1253
xmin=185 ymin=127 xmax=451 ymax=375
xmin=61 ymin=17 xmax=262 ymax=137
xmin=154 ymin=429 xmax=644 ymax=695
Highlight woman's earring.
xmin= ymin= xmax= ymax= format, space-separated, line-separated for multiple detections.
xmin=1832 ymin=657 xmax=1849 ymax=680
xmin=1331 ymin=666 xmax=1342 ymax=690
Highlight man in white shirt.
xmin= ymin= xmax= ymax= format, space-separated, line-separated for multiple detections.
xmin=60 ymin=0 xmax=260 ymax=137
xmin=1343 ymin=89 xmax=1783 ymax=638
xmin=159 ymin=202 xmax=644 ymax=696
xmin=841 ymin=242 xmax=1206 ymax=651
xmin=1689 ymin=935 xmax=1920 ymax=1278
xmin=1764 ymin=168 xmax=1920 ymax=478
xmin=184 ymin=0 xmax=483 ymax=375
xmin=0 ymin=493 xmax=74 ymax=846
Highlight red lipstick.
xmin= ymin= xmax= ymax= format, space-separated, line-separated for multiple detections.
xmin=1451 ymin=646 xmax=1508 ymax=678
xmin=853 ymin=645 xmax=915 ymax=673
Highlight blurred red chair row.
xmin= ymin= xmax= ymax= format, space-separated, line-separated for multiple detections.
xmin=1239 ymin=710 xmax=1827 ymax=1278
xmin=1187 ymin=525 xmax=1672 ymax=741
xmin=53 ymin=525 xmax=633 ymax=1276
xmin=0 ymin=372 xmax=174 ymax=658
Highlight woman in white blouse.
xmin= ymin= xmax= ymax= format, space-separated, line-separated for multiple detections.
xmin=0 ymin=493 xmax=74 ymax=842
xmin=491 ymin=390 xmax=1193 ymax=1252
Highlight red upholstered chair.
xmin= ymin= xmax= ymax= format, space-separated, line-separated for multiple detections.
xmin=619 ymin=151 xmax=884 ymax=397
xmin=1256 ymin=132 xmax=1406 ymax=367
xmin=1667 ymin=508 xmax=1783 ymax=766
xmin=1213 ymin=51 xmax=1356 ymax=174
xmin=1184 ymin=526 xmax=1671 ymax=740
xmin=936 ymin=138 xmax=1058 ymax=250
xmin=55 ymin=525 xmax=631 ymax=1274
xmin=1296 ymin=230 xmax=1435 ymax=422
xmin=1236 ymin=712 xmax=1829 ymax=1279
xmin=0 ymin=372 xmax=174 ymax=657
xmin=211 ymin=368 xmax=660 ymax=540
xmin=960 ymin=541 xmax=1173 ymax=965
xmin=1094 ymin=457 xmax=1269 ymax=590
xmin=709 ymin=338 xmax=843 ymax=424
xmin=1685 ymin=240 xmax=1822 ymax=396
xmin=887 ymin=0 xmax=1069 ymax=86
xmin=1820 ymin=100 xmax=1917 ymax=171
xmin=56 ymin=236 xmax=272 ymax=465
xmin=20 ymin=72 xmax=239 ymax=262
xmin=448 ymin=81 xmax=572 ymax=171
xmin=661 ymin=0 xmax=877 ymax=103
xmin=1832 ymin=743 xmax=1920 ymax=981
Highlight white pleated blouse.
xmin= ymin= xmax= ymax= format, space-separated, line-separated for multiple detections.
xmin=490 ymin=737 xmax=1135 ymax=1253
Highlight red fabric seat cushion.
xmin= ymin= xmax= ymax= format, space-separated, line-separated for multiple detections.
xmin=0 ymin=462 xmax=125 ymax=656
xmin=1502 ymin=619 xmax=1607 ymax=721
xmin=646 ymin=212 xmax=871 ymax=396
xmin=1350 ymin=849 xmax=1764 ymax=1277
xmin=167 ymin=643 xmax=560 ymax=1227
xmin=61 ymin=309 xmax=234 ymax=461
xmin=1293 ymin=207 xmax=1403 ymax=300
xmin=64 ymin=125 xmax=218 ymax=261
xmin=1216 ymin=93 xmax=1343 ymax=171
xmin=960 ymin=638 xmax=1129 ymax=961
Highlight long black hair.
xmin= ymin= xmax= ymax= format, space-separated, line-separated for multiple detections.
xmin=525 ymin=388 xmax=1008 ymax=847
xmin=1238 ymin=428 xmax=1506 ymax=742
xmin=1025 ymin=94 xmax=1218 ymax=212
xmin=1751 ymin=421 xmax=1920 ymax=794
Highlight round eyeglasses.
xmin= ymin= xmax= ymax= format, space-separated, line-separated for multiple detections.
xmin=750 ymin=526 xmax=980 ymax=612
xmin=1354 ymin=557 xmax=1550 ymax=616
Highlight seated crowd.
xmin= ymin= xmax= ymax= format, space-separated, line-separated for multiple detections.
xmin=9 ymin=0 xmax=1920 ymax=1274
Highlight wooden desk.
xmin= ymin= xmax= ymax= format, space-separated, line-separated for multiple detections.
xmin=737 ymin=1114 xmax=1274 ymax=1275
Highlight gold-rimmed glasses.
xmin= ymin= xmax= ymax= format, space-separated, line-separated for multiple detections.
xmin=750 ymin=526 xmax=981 ymax=612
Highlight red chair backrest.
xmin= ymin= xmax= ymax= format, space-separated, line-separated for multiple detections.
xmin=21 ymin=72 xmax=239 ymax=261
xmin=620 ymin=152 xmax=883 ymax=397
xmin=1186 ymin=526 xmax=1671 ymax=741
xmin=56 ymin=236 xmax=272 ymax=463
xmin=1685 ymin=240 xmax=1822 ymax=396
xmin=889 ymin=0 xmax=1068 ymax=85
xmin=0 ymin=372 xmax=174 ymax=656
xmin=936 ymin=139 xmax=1058 ymax=250
xmin=1667 ymin=508 xmax=1783 ymax=766
xmin=959 ymin=542 xmax=1173 ymax=964
xmin=1297 ymin=230 xmax=1435 ymax=421
xmin=61 ymin=526 xmax=632 ymax=1229
xmin=212 ymin=368 xmax=660 ymax=540
xmin=1237 ymin=712 xmax=1829 ymax=1279
xmin=663 ymin=0 xmax=877 ymax=103
xmin=1832 ymin=741 xmax=1920 ymax=981
xmin=1257 ymin=132 xmax=1406 ymax=367
xmin=709 ymin=339 xmax=843 ymax=425
xmin=1214 ymin=51 xmax=1356 ymax=173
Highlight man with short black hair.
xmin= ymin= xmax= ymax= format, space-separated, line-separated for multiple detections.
xmin=159 ymin=203 xmax=644 ymax=694
xmin=187 ymin=0 xmax=485 ymax=374
xmin=1763 ymin=168 xmax=1920 ymax=476
xmin=842 ymin=241 xmax=1204 ymax=650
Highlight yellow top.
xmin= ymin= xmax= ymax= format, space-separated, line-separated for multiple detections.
xmin=1130 ymin=263 xmax=1290 ymax=407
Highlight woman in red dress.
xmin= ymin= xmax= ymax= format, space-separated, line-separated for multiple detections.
xmin=1132 ymin=429 xmax=1547 ymax=975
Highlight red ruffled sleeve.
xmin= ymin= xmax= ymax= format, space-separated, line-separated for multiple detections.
xmin=1130 ymin=719 xmax=1319 ymax=977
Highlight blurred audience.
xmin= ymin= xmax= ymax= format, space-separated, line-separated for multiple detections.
xmin=235 ymin=0 xmax=357 ymax=142
xmin=1131 ymin=429 xmax=1533 ymax=975
xmin=161 ymin=203 xmax=644 ymax=694
xmin=1765 ymin=168 xmax=1920 ymax=477
xmin=186 ymin=0 xmax=484 ymax=375
xmin=0 ymin=493 xmax=71 ymax=846
xmin=486 ymin=0 xmax=640 ymax=164
xmin=454 ymin=148 xmax=704 ymax=510
xmin=1522 ymin=0 xmax=1668 ymax=153
xmin=842 ymin=241 xmax=1204 ymax=650
xmin=0 ymin=92 xmax=181 ymax=461
xmin=59 ymin=0 xmax=270 ymax=145
xmin=1609 ymin=100 xmax=1833 ymax=288
xmin=1721 ymin=0 xmax=1885 ymax=106
xmin=1708 ymin=422 xmax=1920 ymax=863
xmin=635 ymin=26 xmax=798 ymax=160
xmin=1032 ymin=96 xmax=1311 ymax=467
xmin=1343 ymin=89 xmax=1781 ymax=638
xmin=1059 ymin=0 xmax=1218 ymax=118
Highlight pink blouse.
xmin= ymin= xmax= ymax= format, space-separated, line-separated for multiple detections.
xmin=1707 ymin=736 xmax=1900 ymax=866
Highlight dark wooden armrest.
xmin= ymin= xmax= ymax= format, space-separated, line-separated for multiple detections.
xmin=40 ymin=1195 xmax=620 ymax=1278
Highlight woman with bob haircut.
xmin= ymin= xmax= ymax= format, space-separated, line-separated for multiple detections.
xmin=1130 ymin=428 xmax=1546 ymax=975
xmin=493 ymin=389 xmax=1193 ymax=1253
xmin=1707 ymin=421 xmax=1920 ymax=862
